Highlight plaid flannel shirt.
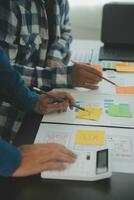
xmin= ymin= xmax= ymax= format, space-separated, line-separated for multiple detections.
xmin=0 ymin=0 xmax=73 ymax=142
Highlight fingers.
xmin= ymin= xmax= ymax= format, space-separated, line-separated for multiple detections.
xmin=13 ymin=143 xmax=77 ymax=177
xmin=37 ymin=143 xmax=76 ymax=163
xmin=83 ymin=83 xmax=99 ymax=90
xmin=47 ymin=60 xmax=65 ymax=67
xmin=42 ymin=100 xmax=69 ymax=113
xmin=46 ymin=91 xmax=76 ymax=112
xmin=40 ymin=161 xmax=67 ymax=171
xmin=72 ymin=63 xmax=102 ymax=90
xmin=60 ymin=92 xmax=76 ymax=110
xmin=34 ymin=91 xmax=76 ymax=114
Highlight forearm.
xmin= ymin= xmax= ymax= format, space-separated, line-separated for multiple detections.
xmin=0 ymin=139 xmax=21 ymax=177
xmin=0 ymin=69 xmax=39 ymax=111
xmin=0 ymin=48 xmax=39 ymax=111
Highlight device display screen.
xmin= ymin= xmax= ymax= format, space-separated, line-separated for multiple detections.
xmin=96 ymin=149 xmax=108 ymax=174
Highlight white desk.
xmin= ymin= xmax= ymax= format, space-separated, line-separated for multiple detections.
xmin=70 ymin=40 xmax=134 ymax=94
xmin=42 ymin=40 xmax=134 ymax=128
xmin=37 ymin=40 xmax=134 ymax=175
xmin=42 ymin=90 xmax=134 ymax=128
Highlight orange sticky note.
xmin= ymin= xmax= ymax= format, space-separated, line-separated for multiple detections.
xmin=115 ymin=63 xmax=134 ymax=67
xmin=116 ymin=86 xmax=134 ymax=94
xmin=115 ymin=65 xmax=134 ymax=72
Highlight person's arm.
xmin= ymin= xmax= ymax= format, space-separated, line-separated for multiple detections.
xmin=0 ymin=139 xmax=77 ymax=177
xmin=0 ymin=2 xmax=101 ymax=90
xmin=46 ymin=0 xmax=72 ymax=65
xmin=0 ymin=48 xmax=39 ymax=111
xmin=0 ymin=47 xmax=77 ymax=115
xmin=0 ymin=139 xmax=21 ymax=176
xmin=0 ymin=2 xmax=73 ymax=89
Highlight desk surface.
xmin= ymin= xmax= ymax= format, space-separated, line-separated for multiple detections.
xmin=0 ymin=112 xmax=134 ymax=200
xmin=1 ymin=173 xmax=134 ymax=200
xmin=1 ymin=40 xmax=134 ymax=200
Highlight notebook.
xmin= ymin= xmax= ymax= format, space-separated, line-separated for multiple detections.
xmin=99 ymin=3 xmax=134 ymax=61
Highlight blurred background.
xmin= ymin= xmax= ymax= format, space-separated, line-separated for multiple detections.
xmin=69 ymin=0 xmax=134 ymax=40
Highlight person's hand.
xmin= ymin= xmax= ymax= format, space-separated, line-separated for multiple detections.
xmin=12 ymin=143 xmax=76 ymax=177
xmin=72 ymin=63 xmax=102 ymax=90
xmin=47 ymin=59 xmax=65 ymax=67
xmin=34 ymin=91 xmax=76 ymax=114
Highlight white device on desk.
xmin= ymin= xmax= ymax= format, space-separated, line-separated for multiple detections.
xmin=41 ymin=147 xmax=112 ymax=181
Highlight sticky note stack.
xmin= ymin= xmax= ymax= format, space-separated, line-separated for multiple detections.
xmin=75 ymin=130 xmax=105 ymax=145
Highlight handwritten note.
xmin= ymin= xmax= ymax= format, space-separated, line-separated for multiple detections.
xmin=108 ymin=104 xmax=132 ymax=117
xmin=76 ymin=107 xmax=102 ymax=121
xmin=75 ymin=130 xmax=105 ymax=145
xmin=116 ymin=86 xmax=134 ymax=94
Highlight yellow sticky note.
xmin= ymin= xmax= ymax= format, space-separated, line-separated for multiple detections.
xmin=75 ymin=130 xmax=105 ymax=145
xmin=76 ymin=107 xmax=102 ymax=121
xmin=115 ymin=65 xmax=134 ymax=72
xmin=116 ymin=86 xmax=134 ymax=94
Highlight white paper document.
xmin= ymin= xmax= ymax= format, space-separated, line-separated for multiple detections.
xmin=42 ymin=91 xmax=134 ymax=128
xmin=35 ymin=123 xmax=134 ymax=174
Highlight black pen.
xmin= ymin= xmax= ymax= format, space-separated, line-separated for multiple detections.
xmin=32 ymin=87 xmax=86 ymax=111
xmin=103 ymin=68 xmax=116 ymax=71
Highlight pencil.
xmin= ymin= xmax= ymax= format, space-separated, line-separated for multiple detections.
xmin=89 ymin=49 xmax=94 ymax=64
xmin=32 ymin=87 xmax=86 ymax=111
xmin=72 ymin=61 xmax=118 ymax=86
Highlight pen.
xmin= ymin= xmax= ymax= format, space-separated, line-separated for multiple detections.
xmin=103 ymin=68 xmax=117 ymax=71
xmin=32 ymin=87 xmax=86 ymax=111
xmin=72 ymin=61 xmax=118 ymax=86
xmin=89 ymin=49 xmax=94 ymax=64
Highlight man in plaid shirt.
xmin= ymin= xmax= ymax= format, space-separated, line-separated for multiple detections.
xmin=0 ymin=0 xmax=102 ymax=142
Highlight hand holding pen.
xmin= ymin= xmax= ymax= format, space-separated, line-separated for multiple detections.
xmin=72 ymin=61 xmax=103 ymax=90
xmin=72 ymin=61 xmax=117 ymax=87
xmin=32 ymin=87 xmax=85 ymax=114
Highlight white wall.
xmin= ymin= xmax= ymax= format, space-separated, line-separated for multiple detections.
xmin=69 ymin=4 xmax=103 ymax=40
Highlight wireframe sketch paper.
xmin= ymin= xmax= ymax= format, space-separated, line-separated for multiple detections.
xmin=35 ymin=124 xmax=134 ymax=174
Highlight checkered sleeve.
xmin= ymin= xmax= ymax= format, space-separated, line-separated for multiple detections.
xmin=0 ymin=2 xmax=19 ymax=62
xmin=0 ymin=1 xmax=73 ymax=90
xmin=13 ymin=64 xmax=73 ymax=89
xmin=46 ymin=0 xmax=72 ymax=63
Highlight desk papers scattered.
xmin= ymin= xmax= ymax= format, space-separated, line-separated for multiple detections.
xmin=108 ymin=104 xmax=132 ymax=118
xmin=75 ymin=130 xmax=105 ymax=145
xmin=76 ymin=107 xmax=102 ymax=121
